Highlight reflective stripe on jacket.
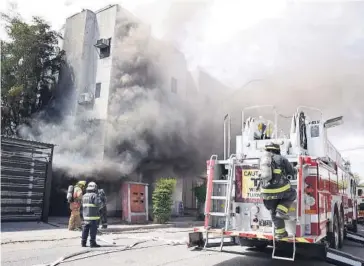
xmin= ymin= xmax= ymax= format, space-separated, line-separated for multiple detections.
xmin=82 ymin=192 xmax=100 ymax=220
xmin=261 ymin=154 xmax=296 ymax=198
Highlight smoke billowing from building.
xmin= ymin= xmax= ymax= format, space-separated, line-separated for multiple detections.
xmin=18 ymin=7 xmax=226 ymax=181
xmin=17 ymin=1 xmax=364 ymax=177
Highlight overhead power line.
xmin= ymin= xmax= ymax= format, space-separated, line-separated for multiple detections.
xmin=340 ymin=146 xmax=364 ymax=152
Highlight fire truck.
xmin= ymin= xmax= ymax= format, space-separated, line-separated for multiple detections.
xmin=188 ymin=106 xmax=364 ymax=265
xmin=357 ymin=182 xmax=364 ymax=224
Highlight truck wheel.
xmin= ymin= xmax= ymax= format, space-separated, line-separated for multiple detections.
xmin=352 ymin=219 xmax=358 ymax=233
xmin=338 ymin=210 xmax=344 ymax=248
xmin=329 ymin=212 xmax=340 ymax=250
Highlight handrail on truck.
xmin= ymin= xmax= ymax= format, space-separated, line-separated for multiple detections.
xmin=223 ymin=114 xmax=231 ymax=160
xmin=296 ymin=105 xmax=323 ymax=121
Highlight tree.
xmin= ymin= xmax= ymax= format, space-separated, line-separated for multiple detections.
xmin=1 ymin=11 xmax=64 ymax=135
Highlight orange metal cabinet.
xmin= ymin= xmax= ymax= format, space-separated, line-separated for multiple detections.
xmin=121 ymin=182 xmax=148 ymax=224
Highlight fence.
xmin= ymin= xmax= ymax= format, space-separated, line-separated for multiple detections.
xmin=1 ymin=136 xmax=54 ymax=222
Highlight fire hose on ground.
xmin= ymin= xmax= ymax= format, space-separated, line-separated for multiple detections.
xmin=32 ymin=232 xmax=189 ymax=266
xmin=32 ymin=240 xmax=149 ymax=266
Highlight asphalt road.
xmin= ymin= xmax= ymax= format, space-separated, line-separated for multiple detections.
xmin=2 ymin=226 xmax=364 ymax=266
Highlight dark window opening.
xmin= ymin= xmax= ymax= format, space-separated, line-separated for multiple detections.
xmin=171 ymin=77 xmax=177 ymax=93
xmin=100 ymin=46 xmax=110 ymax=59
xmin=97 ymin=38 xmax=111 ymax=59
xmin=95 ymin=83 xmax=101 ymax=98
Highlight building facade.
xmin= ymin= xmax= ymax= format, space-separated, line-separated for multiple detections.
xmin=59 ymin=4 xmax=230 ymax=216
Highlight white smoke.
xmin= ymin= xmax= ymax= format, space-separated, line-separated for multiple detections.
xmin=18 ymin=5 xmax=228 ymax=180
xmin=17 ymin=1 xmax=364 ymax=177
xmin=164 ymin=1 xmax=364 ymax=174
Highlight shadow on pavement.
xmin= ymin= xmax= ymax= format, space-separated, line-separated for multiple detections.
xmin=210 ymin=247 xmax=329 ymax=266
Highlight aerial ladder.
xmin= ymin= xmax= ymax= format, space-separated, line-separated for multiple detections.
xmin=188 ymin=107 xmax=364 ymax=266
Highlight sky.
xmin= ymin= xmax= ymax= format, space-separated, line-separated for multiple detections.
xmin=1 ymin=0 xmax=364 ymax=176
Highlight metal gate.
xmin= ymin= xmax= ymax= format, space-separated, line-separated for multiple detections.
xmin=1 ymin=136 xmax=54 ymax=222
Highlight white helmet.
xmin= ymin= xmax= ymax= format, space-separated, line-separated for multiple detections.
xmin=86 ymin=182 xmax=98 ymax=192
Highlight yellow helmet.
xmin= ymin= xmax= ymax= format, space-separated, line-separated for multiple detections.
xmin=77 ymin=181 xmax=86 ymax=187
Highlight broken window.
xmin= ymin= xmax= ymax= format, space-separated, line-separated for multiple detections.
xmin=95 ymin=83 xmax=101 ymax=98
xmin=171 ymin=77 xmax=177 ymax=93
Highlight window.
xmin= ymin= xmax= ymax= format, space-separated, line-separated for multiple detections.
xmin=98 ymin=38 xmax=111 ymax=59
xmin=310 ymin=125 xmax=320 ymax=138
xmin=95 ymin=83 xmax=101 ymax=98
xmin=171 ymin=77 xmax=177 ymax=93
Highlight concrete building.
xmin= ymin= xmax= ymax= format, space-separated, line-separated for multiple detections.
xmin=59 ymin=4 xmax=200 ymax=217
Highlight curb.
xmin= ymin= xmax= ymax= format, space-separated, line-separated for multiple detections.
xmin=1 ymin=221 xmax=204 ymax=244
xmin=100 ymin=221 xmax=204 ymax=233
xmin=100 ymin=223 xmax=174 ymax=233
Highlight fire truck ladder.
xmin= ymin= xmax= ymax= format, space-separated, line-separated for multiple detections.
xmin=204 ymin=154 xmax=236 ymax=252
xmin=271 ymin=216 xmax=297 ymax=261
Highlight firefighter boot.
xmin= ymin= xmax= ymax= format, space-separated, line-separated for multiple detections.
xmin=275 ymin=228 xmax=288 ymax=239
xmin=81 ymin=240 xmax=87 ymax=247
xmin=90 ymin=241 xmax=100 ymax=248
xmin=276 ymin=205 xmax=290 ymax=220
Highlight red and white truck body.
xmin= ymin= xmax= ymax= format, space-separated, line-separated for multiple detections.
xmin=193 ymin=106 xmax=359 ymax=251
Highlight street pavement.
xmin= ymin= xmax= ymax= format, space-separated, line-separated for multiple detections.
xmin=2 ymin=224 xmax=364 ymax=266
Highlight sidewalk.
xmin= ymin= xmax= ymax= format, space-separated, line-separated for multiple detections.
xmin=1 ymin=216 xmax=203 ymax=244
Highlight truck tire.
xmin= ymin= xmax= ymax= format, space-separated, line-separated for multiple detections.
xmin=329 ymin=212 xmax=340 ymax=250
xmin=352 ymin=219 xmax=358 ymax=233
xmin=339 ymin=209 xmax=344 ymax=248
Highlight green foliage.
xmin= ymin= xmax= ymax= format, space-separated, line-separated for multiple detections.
xmin=193 ymin=182 xmax=207 ymax=203
xmin=1 ymin=11 xmax=64 ymax=135
xmin=152 ymin=178 xmax=177 ymax=224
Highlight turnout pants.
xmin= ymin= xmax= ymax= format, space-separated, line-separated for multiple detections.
xmin=98 ymin=207 xmax=108 ymax=228
xmin=81 ymin=220 xmax=98 ymax=245
xmin=262 ymin=188 xmax=297 ymax=236
xmin=68 ymin=203 xmax=82 ymax=230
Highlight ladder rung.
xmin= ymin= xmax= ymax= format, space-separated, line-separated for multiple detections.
xmin=212 ymin=180 xmax=229 ymax=184
xmin=208 ymin=212 xmax=228 ymax=217
xmin=211 ymin=196 xmax=227 ymax=200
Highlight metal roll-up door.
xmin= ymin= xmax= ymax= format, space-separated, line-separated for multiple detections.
xmin=1 ymin=136 xmax=54 ymax=222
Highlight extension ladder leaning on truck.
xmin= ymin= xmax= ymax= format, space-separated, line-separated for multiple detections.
xmin=188 ymin=105 xmax=364 ymax=266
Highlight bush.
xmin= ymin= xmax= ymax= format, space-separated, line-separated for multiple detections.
xmin=152 ymin=178 xmax=176 ymax=224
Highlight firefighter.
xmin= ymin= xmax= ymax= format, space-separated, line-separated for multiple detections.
xmin=98 ymin=188 xmax=108 ymax=229
xmin=255 ymin=117 xmax=273 ymax=140
xmin=81 ymin=181 xmax=101 ymax=247
xmin=259 ymin=142 xmax=297 ymax=239
xmin=68 ymin=180 xmax=86 ymax=231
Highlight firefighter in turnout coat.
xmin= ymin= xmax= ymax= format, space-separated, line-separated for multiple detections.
xmin=98 ymin=189 xmax=108 ymax=229
xmin=68 ymin=181 xmax=86 ymax=230
xmin=81 ymin=182 xmax=101 ymax=247
xmin=259 ymin=142 xmax=297 ymax=239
